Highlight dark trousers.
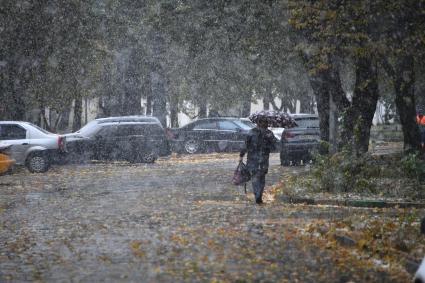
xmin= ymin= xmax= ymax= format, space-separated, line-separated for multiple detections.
xmin=251 ymin=171 xmax=266 ymax=201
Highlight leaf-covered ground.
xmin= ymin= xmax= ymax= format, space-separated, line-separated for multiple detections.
xmin=0 ymin=153 xmax=422 ymax=282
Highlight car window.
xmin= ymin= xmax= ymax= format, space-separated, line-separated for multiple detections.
xmin=218 ymin=121 xmax=239 ymax=131
xmin=27 ymin=123 xmax=51 ymax=134
xmin=294 ymin=117 xmax=319 ymax=128
xmin=0 ymin=125 xmax=27 ymax=140
xmin=233 ymin=120 xmax=254 ymax=130
xmin=116 ymin=125 xmax=138 ymax=136
xmin=96 ymin=125 xmax=119 ymax=137
xmin=193 ymin=121 xmax=217 ymax=130
xmin=142 ymin=124 xmax=165 ymax=135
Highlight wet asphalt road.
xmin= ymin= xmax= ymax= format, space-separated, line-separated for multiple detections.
xmin=0 ymin=153 xmax=401 ymax=282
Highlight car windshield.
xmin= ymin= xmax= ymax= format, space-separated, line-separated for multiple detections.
xmin=77 ymin=120 xmax=101 ymax=137
xmin=234 ymin=120 xmax=255 ymax=130
xmin=294 ymin=117 xmax=319 ymax=128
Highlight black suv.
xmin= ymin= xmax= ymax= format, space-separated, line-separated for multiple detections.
xmin=280 ymin=114 xmax=320 ymax=166
xmin=65 ymin=116 xmax=170 ymax=163
xmin=167 ymin=117 xmax=255 ymax=154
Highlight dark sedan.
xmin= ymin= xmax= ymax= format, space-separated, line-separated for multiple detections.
xmin=167 ymin=118 xmax=255 ymax=154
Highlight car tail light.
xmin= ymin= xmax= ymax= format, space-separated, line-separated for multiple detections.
xmin=58 ymin=136 xmax=66 ymax=152
xmin=165 ymin=128 xmax=176 ymax=139
xmin=282 ymin=131 xmax=295 ymax=140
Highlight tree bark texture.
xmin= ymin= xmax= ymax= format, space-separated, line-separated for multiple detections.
xmin=170 ymin=92 xmax=179 ymax=128
xmin=150 ymin=31 xmax=167 ymax=127
xmin=57 ymin=103 xmax=71 ymax=132
xmin=306 ymin=68 xmax=330 ymax=143
xmin=342 ymin=55 xmax=379 ymax=155
xmin=198 ymin=101 xmax=207 ymax=118
xmin=143 ymin=77 xmax=153 ymax=116
xmin=393 ymin=56 xmax=421 ymax=151
xmin=301 ymin=52 xmax=335 ymax=146
xmin=241 ymin=92 xmax=252 ymax=117
xmin=1 ymin=65 xmax=26 ymax=120
xmin=151 ymin=70 xmax=167 ymax=127
xmin=72 ymin=96 xmax=83 ymax=132
xmin=263 ymin=90 xmax=271 ymax=110
xmin=122 ymin=89 xmax=142 ymax=116
xmin=146 ymin=95 xmax=152 ymax=116
xmin=300 ymin=95 xmax=315 ymax=113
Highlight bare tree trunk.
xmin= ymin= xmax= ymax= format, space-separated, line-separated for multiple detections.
xmin=123 ymin=90 xmax=142 ymax=115
xmin=122 ymin=51 xmax=142 ymax=116
xmin=40 ymin=106 xmax=52 ymax=132
xmin=170 ymin=92 xmax=179 ymax=128
xmin=393 ymin=55 xmax=421 ymax=152
xmin=151 ymin=31 xmax=167 ymax=127
xmin=58 ymin=106 xmax=71 ymax=132
xmin=198 ymin=101 xmax=207 ymax=118
xmin=263 ymin=92 xmax=271 ymax=110
xmin=151 ymin=70 xmax=167 ymax=127
xmin=315 ymin=89 xmax=330 ymax=144
xmin=301 ymin=52 xmax=333 ymax=147
xmin=73 ymin=96 xmax=83 ymax=132
xmin=146 ymin=95 xmax=152 ymax=115
xmin=341 ymin=55 xmax=379 ymax=155
xmin=3 ymin=65 xmax=26 ymax=120
xmin=300 ymin=95 xmax=311 ymax=113
xmin=241 ymin=92 xmax=252 ymax=117
xmin=143 ymin=76 xmax=152 ymax=116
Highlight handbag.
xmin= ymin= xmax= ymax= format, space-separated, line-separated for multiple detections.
xmin=232 ymin=161 xmax=251 ymax=193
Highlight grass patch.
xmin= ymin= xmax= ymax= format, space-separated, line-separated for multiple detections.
xmin=275 ymin=151 xmax=425 ymax=201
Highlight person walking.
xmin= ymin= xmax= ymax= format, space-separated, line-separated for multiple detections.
xmin=239 ymin=118 xmax=276 ymax=204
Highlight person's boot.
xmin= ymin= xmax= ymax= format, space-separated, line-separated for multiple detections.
xmin=255 ymin=196 xmax=263 ymax=204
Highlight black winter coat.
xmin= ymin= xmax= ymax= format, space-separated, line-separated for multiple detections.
xmin=240 ymin=127 xmax=276 ymax=174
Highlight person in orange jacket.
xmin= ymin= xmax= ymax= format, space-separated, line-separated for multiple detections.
xmin=417 ymin=114 xmax=425 ymax=148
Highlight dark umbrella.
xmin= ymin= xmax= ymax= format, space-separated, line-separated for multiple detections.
xmin=249 ymin=110 xmax=297 ymax=128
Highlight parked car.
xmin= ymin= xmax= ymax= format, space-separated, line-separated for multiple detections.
xmin=167 ymin=117 xmax=255 ymax=154
xmin=279 ymin=114 xmax=320 ymax=166
xmin=69 ymin=116 xmax=161 ymax=139
xmin=0 ymin=122 xmax=66 ymax=173
xmin=65 ymin=116 xmax=170 ymax=163
xmin=0 ymin=143 xmax=15 ymax=174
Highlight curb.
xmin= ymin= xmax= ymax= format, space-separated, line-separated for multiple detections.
xmin=277 ymin=196 xmax=425 ymax=209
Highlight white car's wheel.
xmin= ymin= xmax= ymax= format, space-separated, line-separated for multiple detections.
xmin=26 ymin=152 xmax=50 ymax=173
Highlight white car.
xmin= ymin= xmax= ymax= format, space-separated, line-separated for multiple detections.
xmin=0 ymin=122 xmax=66 ymax=173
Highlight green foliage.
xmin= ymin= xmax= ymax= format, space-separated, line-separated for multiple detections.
xmin=400 ymin=153 xmax=425 ymax=182
xmin=303 ymin=151 xmax=425 ymax=199
xmin=311 ymin=152 xmax=379 ymax=193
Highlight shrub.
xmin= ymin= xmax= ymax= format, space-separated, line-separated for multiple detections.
xmin=400 ymin=153 xmax=425 ymax=182
xmin=310 ymin=151 xmax=379 ymax=193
